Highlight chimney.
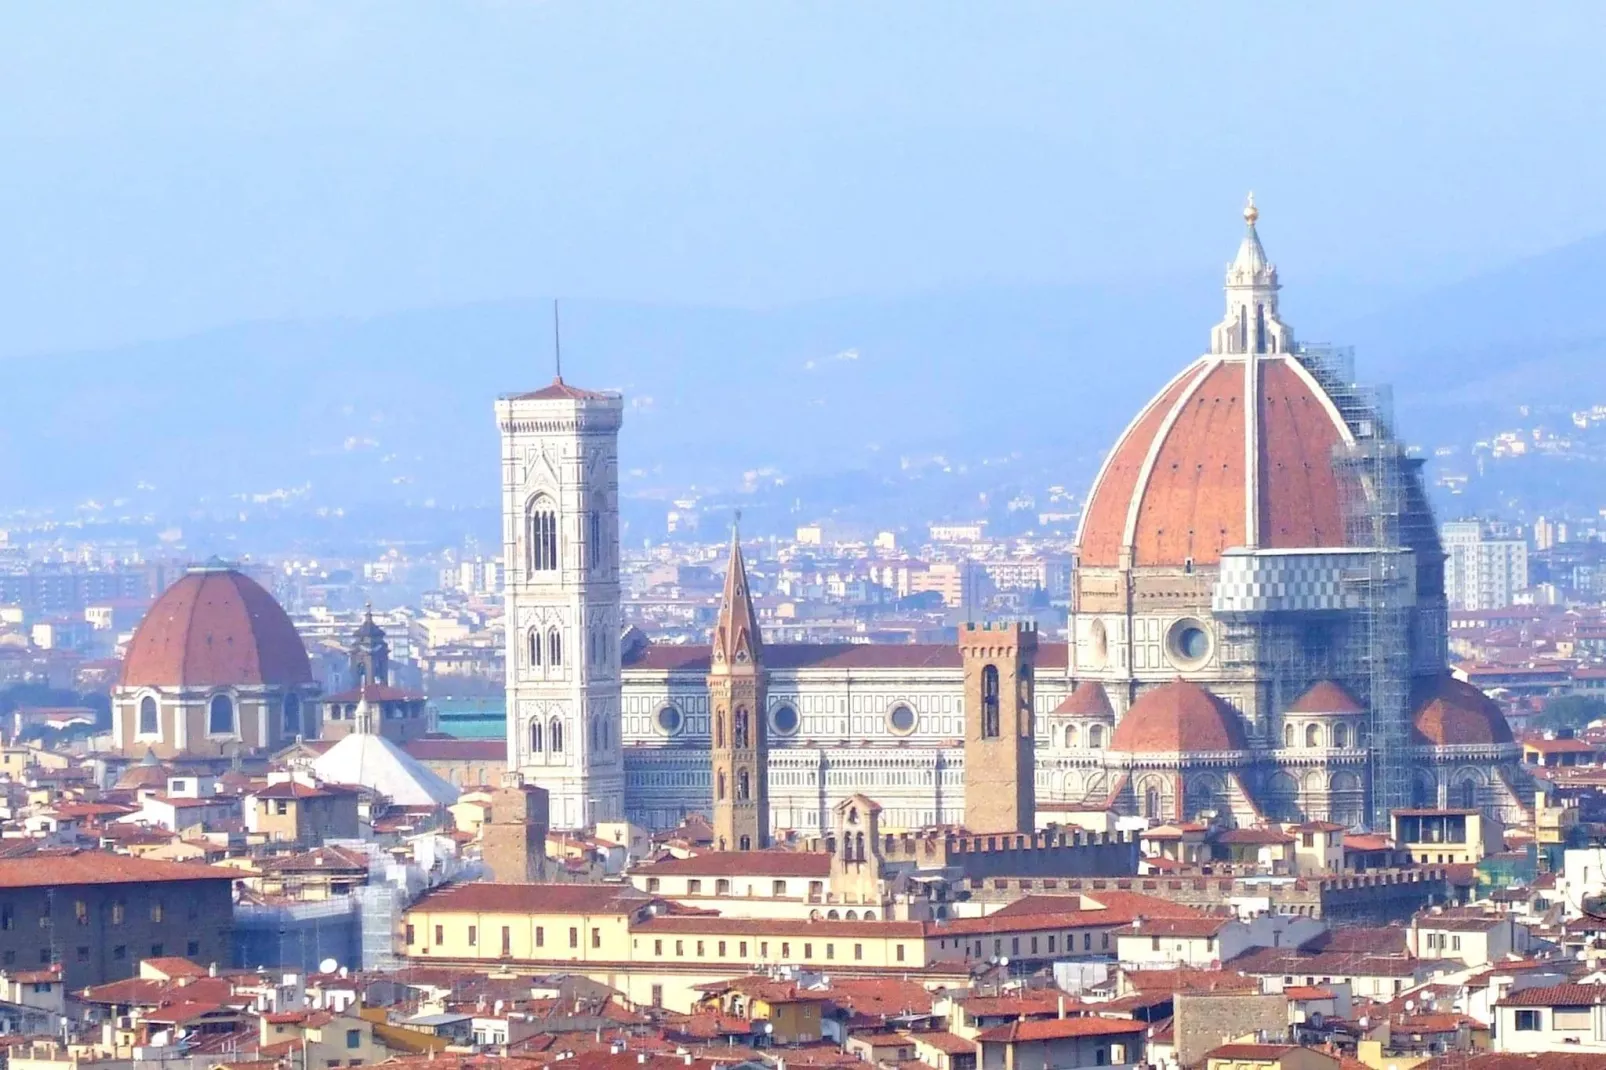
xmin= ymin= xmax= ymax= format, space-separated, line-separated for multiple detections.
xmin=637 ymin=1055 xmax=647 ymax=1064
xmin=208 ymin=963 xmax=218 ymax=977
xmin=1058 ymin=995 xmax=1065 ymax=1019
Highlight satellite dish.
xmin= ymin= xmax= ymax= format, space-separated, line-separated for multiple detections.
xmin=319 ymin=958 xmax=339 ymax=975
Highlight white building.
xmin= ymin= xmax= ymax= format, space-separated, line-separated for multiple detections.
xmin=497 ymin=377 xmax=626 ymax=827
xmin=1442 ymin=520 xmax=1529 ymax=611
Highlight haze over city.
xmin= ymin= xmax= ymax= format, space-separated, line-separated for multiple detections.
xmin=6 ymin=8 xmax=1606 ymax=1070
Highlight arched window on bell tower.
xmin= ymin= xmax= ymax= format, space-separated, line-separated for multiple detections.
xmin=526 ymin=497 xmax=558 ymax=574
xmin=981 ymin=665 xmax=1000 ymax=738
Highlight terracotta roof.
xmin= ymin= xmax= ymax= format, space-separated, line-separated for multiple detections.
xmin=624 ymin=642 xmax=1069 ymax=673
xmin=975 ymin=1017 xmax=1144 ymax=1042
xmin=633 ymin=851 xmax=830 ymax=879
xmin=252 ymin=780 xmax=355 ymax=799
xmin=1411 ymin=675 xmax=1514 ymax=746
xmin=1496 ymin=983 xmax=1606 ymax=1007
xmin=1077 ymin=355 xmax=1350 ymax=568
xmin=1288 ymin=680 xmax=1365 ymax=715
xmin=119 ymin=566 xmax=312 ymax=688
xmin=1110 ymin=680 xmax=1247 ymax=753
xmin=1206 ymin=1043 xmax=1299 ymax=1059
xmin=511 ymin=377 xmax=614 ymax=402
xmin=410 ymin=881 xmax=651 ymax=916
xmin=1124 ymin=917 xmax=1231 ymax=938
xmin=1054 ymin=681 xmax=1114 ymax=718
xmin=0 ymin=849 xmax=239 ymax=889
xmin=1215 ymin=827 xmax=1295 ymax=845
xmin=635 ymin=915 xmax=925 ymax=940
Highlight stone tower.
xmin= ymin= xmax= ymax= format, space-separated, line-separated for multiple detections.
xmin=481 ymin=772 xmax=551 ymax=883
xmin=960 ymin=621 xmax=1037 ymax=834
xmin=350 ymin=605 xmax=390 ymax=689
xmin=708 ymin=529 xmax=768 ymax=850
xmin=497 ymin=376 xmax=625 ymax=829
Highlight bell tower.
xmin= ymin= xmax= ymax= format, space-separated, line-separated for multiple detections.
xmin=960 ymin=621 xmax=1037 ymax=834
xmin=497 ymin=375 xmax=625 ymax=829
xmin=349 ymin=605 xmax=390 ymax=689
xmin=708 ymin=527 xmax=768 ymax=850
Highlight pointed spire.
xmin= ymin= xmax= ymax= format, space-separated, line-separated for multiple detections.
xmin=713 ymin=515 xmax=761 ymax=669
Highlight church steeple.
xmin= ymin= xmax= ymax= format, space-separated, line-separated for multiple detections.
xmin=708 ymin=520 xmax=768 ymax=850
xmin=712 ymin=522 xmax=762 ymax=671
xmin=350 ymin=603 xmax=390 ymax=690
xmin=1210 ymin=192 xmax=1294 ymax=356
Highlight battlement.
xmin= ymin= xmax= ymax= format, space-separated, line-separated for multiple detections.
xmin=960 ymin=620 xmax=1039 ymax=638
xmin=876 ymin=825 xmax=1137 ymax=880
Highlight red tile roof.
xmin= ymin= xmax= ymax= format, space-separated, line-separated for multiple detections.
xmin=1053 ymin=681 xmax=1114 ymax=718
xmin=1288 ymin=680 xmax=1365 ymax=715
xmin=410 ymin=881 xmax=651 ymax=916
xmin=120 ymin=566 xmax=312 ymax=688
xmin=0 ymin=849 xmax=239 ymax=889
xmin=1110 ymin=681 xmax=1247 ymax=753
xmin=975 ymin=1017 xmax=1144 ymax=1042
xmin=512 ymin=378 xmax=614 ymax=402
xmin=1496 ymin=983 xmax=1606 ymax=1007
xmin=1411 ymin=675 xmax=1514 ymax=747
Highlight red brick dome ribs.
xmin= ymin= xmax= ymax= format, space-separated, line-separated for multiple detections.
xmin=1076 ymin=355 xmax=1351 ymax=569
xmin=1411 ymin=675 xmax=1514 ymax=747
xmin=119 ymin=566 xmax=312 ymax=689
xmin=1110 ymin=680 xmax=1248 ymax=753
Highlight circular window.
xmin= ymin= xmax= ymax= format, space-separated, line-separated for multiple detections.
xmin=887 ymin=704 xmax=916 ymax=735
xmin=655 ymin=705 xmax=684 ymax=735
xmin=1166 ymin=618 xmax=1212 ymax=668
xmin=771 ymin=704 xmax=799 ymax=735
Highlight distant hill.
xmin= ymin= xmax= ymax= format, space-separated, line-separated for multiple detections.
xmin=5 ymin=232 xmax=1604 ymax=519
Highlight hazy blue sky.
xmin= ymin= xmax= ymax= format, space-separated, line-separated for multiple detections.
xmin=3 ymin=2 xmax=1605 ymax=356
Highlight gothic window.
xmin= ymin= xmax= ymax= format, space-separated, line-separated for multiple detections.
xmin=283 ymin=693 xmax=301 ymax=736
xmin=138 ymin=696 xmax=158 ymax=735
xmin=549 ymin=717 xmax=564 ymax=754
xmin=548 ymin=629 xmax=563 ymax=668
xmin=530 ymin=719 xmax=544 ymax=753
xmin=1304 ymin=723 xmax=1320 ymax=748
xmin=1459 ymin=779 xmax=1477 ymax=809
xmin=1065 ymin=724 xmax=1079 ymax=749
xmin=737 ymin=769 xmax=750 ymax=801
xmin=855 ymin=832 xmax=865 ymax=860
xmin=208 ymin=694 xmax=234 ymax=735
xmin=526 ymin=498 xmax=559 ymax=573
xmin=1019 ymin=666 xmax=1034 ymax=738
xmin=1255 ymin=303 xmax=1267 ymax=353
xmin=716 ymin=712 xmax=726 ymax=748
xmin=734 ymin=709 xmax=750 ymax=749
xmin=528 ymin=629 xmax=542 ymax=668
xmin=980 ymin=665 xmax=1000 ymax=738
xmin=717 ymin=771 xmax=726 ymax=800
xmin=1143 ymin=786 xmax=1161 ymax=818
xmin=589 ymin=510 xmax=602 ymax=571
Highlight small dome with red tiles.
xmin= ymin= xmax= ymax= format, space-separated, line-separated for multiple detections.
xmin=1288 ymin=680 xmax=1365 ymax=716
xmin=120 ymin=564 xmax=312 ymax=689
xmin=1411 ymin=675 xmax=1513 ymax=747
xmin=1110 ymin=680 xmax=1248 ymax=754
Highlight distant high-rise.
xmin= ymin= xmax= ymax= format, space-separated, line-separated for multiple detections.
xmin=1442 ymin=520 xmax=1530 ymax=611
xmin=496 ymin=376 xmax=625 ymax=828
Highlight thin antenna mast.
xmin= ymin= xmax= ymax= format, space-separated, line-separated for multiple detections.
xmin=553 ymin=299 xmax=563 ymax=382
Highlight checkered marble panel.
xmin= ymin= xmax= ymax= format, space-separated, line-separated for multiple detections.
xmin=1213 ymin=549 xmax=1417 ymax=614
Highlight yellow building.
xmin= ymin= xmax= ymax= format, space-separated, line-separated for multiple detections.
xmin=693 ymin=976 xmax=828 ymax=1045
xmin=1204 ymin=1044 xmax=1338 ymax=1070
xmin=1390 ymin=808 xmax=1501 ymax=866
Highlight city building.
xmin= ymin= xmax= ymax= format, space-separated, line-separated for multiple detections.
xmin=111 ymin=563 xmax=321 ymax=760
xmin=1443 ymin=520 xmax=1530 ymax=610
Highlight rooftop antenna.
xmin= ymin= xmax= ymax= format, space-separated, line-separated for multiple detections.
xmin=553 ymin=299 xmax=563 ymax=383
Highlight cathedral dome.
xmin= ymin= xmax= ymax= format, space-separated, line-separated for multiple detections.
xmin=1054 ymin=680 xmax=1114 ymax=718
xmin=1411 ymin=675 xmax=1514 ymax=747
xmin=1110 ymin=680 xmax=1248 ymax=753
xmin=1077 ymin=198 xmax=1358 ymax=570
xmin=120 ymin=564 xmax=312 ymax=689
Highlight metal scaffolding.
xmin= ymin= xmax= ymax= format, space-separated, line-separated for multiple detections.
xmin=1302 ymin=345 xmax=1416 ymax=829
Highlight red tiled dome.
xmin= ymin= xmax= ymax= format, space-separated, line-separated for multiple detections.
xmin=1076 ymin=355 xmax=1352 ymax=569
xmin=1110 ymin=680 xmax=1247 ymax=753
xmin=1411 ymin=675 xmax=1513 ymax=747
xmin=1287 ymin=680 xmax=1365 ymax=716
xmin=119 ymin=565 xmax=312 ymax=689
xmin=1054 ymin=681 xmax=1114 ymax=718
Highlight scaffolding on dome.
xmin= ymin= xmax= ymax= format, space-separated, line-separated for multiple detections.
xmin=1300 ymin=344 xmax=1415 ymax=830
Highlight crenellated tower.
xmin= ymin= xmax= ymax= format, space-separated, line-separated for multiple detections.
xmin=708 ymin=527 xmax=768 ymax=850
xmin=961 ymin=621 xmax=1038 ymax=834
